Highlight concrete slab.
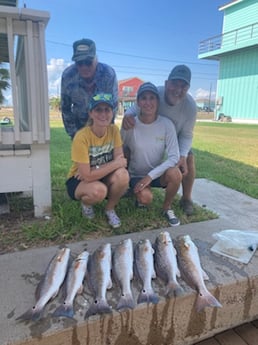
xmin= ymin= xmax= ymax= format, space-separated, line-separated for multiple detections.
xmin=1 ymin=179 xmax=258 ymax=345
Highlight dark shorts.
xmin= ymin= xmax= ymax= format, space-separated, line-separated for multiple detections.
xmin=129 ymin=177 xmax=164 ymax=189
xmin=66 ymin=176 xmax=81 ymax=200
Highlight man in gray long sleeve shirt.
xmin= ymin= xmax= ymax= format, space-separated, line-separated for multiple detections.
xmin=123 ymin=65 xmax=197 ymax=215
xmin=121 ymin=82 xmax=182 ymax=226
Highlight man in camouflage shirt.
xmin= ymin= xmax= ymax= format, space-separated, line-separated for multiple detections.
xmin=61 ymin=38 xmax=118 ymax=139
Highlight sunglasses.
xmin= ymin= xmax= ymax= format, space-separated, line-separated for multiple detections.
xmin=92 ymin=93 xmax=112 ymax=101
xmin=76 ymin=59 xmax=94 ymax=66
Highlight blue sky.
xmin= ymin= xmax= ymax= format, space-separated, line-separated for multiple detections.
xmin=22 ymin=0 xmax=226 ymax=100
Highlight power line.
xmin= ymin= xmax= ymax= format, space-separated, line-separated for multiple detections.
xmin=112 ymin=64 xmax=218 ymax=76
xmin=46 ymin=40 xmax=218 ymax=67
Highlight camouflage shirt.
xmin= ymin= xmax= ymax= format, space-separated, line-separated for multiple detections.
xmin=61 ymin=62 xmax=118 ymax=139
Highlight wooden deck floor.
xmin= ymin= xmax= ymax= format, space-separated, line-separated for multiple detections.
xmin=194 ymin=320 xmax=258 ymax=345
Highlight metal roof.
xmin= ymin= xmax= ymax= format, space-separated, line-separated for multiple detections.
xmin=0 ymin=0 xmax=18 ymax=62
xmin=0 ymin=2 xmax=49 ymax=63
xmin=0 ymin=0 xmax=17 ymax=6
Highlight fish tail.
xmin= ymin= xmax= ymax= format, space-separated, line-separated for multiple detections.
xmin=16 ymin=306 xmax=44 ymax=322
xmin=116 ymin=292 xmax=136 ymax=311
xmin=85 ymin=298 xmax=112 ymax=319
xmin=166 ymin=282 xmax=184 ymax=298
xmin=52 ymin=303 xmax=74 ymax=319
xmin=137 ymin=289 xmax=159 ymax=305
xmin=196 ymin=291 xmax=222 ymax=312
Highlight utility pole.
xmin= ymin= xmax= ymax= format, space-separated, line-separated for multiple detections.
xmin=208 ymin=83 xmax=212 ymax=113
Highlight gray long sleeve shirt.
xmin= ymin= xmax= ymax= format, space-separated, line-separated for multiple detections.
xmin=121 ymin=115 xmax=179 ymax=180
xmin=126 ymin=86 xmax=197 ymax=157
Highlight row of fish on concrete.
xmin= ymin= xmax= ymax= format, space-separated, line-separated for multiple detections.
xmin=16 ymin=232 xmax=222 ymax=322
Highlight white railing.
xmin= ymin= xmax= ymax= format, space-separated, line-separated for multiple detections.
xmin=199 ymin=22 xmax=258 ymax=55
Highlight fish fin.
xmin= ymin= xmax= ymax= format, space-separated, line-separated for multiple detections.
xmin=116 ymin=292 xmax=136 ymax=311
xmin=202 ymin=269 xmax=209 ymax=281
xmin=52 ymin=303 xmax=74 ymax=319
xmin=85 ymin=298 xmax=112 ymax=319
xmin=137 ymin=290 xmax=159 ymax=305
xmin=195 ymin=291 xmax=222 ymax=312
xmin=16 ymin=305 xmax=44 ymax=322
xmin=176 ymin=268 xmax=181 ymax=278
xmin=166 ymin=282 xmax=184 ymax=298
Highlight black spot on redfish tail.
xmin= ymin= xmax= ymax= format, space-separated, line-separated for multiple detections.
xmin=84 ymin=299 xmax=112 ymax=319
xmin=195 ymin=291 xmax=222 ymax=313
xmin=116 ymin=292 xmax=136 ymax=311
xmin=137 ymin=290 xmax=159 ymax=305
xmin=52 ymin=303 xmax=74 ymax=319
xmin=16 ymin=306 xmax=44 ymax=322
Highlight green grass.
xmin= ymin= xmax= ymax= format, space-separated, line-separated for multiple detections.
xmin=193 ymin=122 xmax=258 ymax=198
xmin=18 ymin=125 xmax=215 ymax=244
xmin=2 ymin=120 xmax=258 ymax=252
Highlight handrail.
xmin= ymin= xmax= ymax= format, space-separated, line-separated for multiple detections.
xmin=199 ymin=22 xmax=258 ymax=54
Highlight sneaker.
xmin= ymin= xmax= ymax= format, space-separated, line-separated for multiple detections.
xmin=82 ymin=204 xmax=95 ymax=219
xmin=105 ymin=210 xmax=121 ymax=228
xmin=163 ymin=209 xmax=180 ymax=227
xmin=180 ymin=198 xmax=194 ymax=216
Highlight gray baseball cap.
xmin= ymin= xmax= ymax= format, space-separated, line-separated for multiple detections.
xmin=72 ymin=38 xmax=96 ymax=62
xmin=168 ymin=65 xmax=191 ymax=85
xmin=137 ymin=82 xmax=159 ymax=99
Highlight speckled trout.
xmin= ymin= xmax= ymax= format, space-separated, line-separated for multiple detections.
xmin=85 ymin=243 xmax=112 ymax=318
xmin=16 ymin=247 xmax=70 ymax=321
xmin=53 ymin=250 xmax=89 ymax=318
xmin=154 ymin=231 xmax=183 ymax=297
xmin=112 ymin=238 xmax=135 ymax=310
xmin=135 ymin=239 xmax=159 ymax=305
xmin=177 ymin=235 xmax=222 ymax=312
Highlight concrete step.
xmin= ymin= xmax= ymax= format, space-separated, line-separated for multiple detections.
xmin=1 ymin=179 xmax=258 ymax=345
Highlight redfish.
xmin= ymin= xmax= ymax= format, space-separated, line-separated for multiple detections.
xmin=154 ymin=231 xmax=183 ymax=297
xmin=85 ymin=243 xmax=112 ymax=318
xmin=16 ymin=247 xmax=70 ymax=321
xmin=112 ymin=238 xmax=135 ymax=311
xmin=177 ymin=235 xmax=222 ymax=312
xmin=53 ymin=250 xmax=89 ymax=318
xmin=135 ymin=239 xmax=159 ymax=305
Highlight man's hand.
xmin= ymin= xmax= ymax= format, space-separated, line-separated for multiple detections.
xmin=122 ymin=115 xmax=136 ymax=130
xmin=177 ymin=156 xmax=188 ymax=176
xmin=134 ymin=175 xmax=152 ymax=193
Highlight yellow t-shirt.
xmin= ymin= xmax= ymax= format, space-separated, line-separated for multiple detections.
xmin=67 ymin=124 xmax=123 ymax=178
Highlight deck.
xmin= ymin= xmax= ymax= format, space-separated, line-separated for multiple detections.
xmin=195 ymin=320 xmax=258 ymax=345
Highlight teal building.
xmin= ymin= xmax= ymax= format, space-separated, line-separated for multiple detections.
xmin=198 ymin=0 xmax=258 ymax=122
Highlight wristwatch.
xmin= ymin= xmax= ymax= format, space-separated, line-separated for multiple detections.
xmin=96 ymin=165 xmax=100 ymax=169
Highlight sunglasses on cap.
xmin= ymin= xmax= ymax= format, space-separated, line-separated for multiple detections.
xmin=92 ymin=93 xmax=112 ymax=101
xmin=76 ymin=58 xmax=94 ymax=67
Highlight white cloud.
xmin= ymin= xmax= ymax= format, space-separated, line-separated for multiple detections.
xmin=195 ymin=88 xmax=216 ymax=100
xmin=2 ymin=59 xmax=68 ymax=105
xmin=47 ymin=58 xmax=70 ymax=97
